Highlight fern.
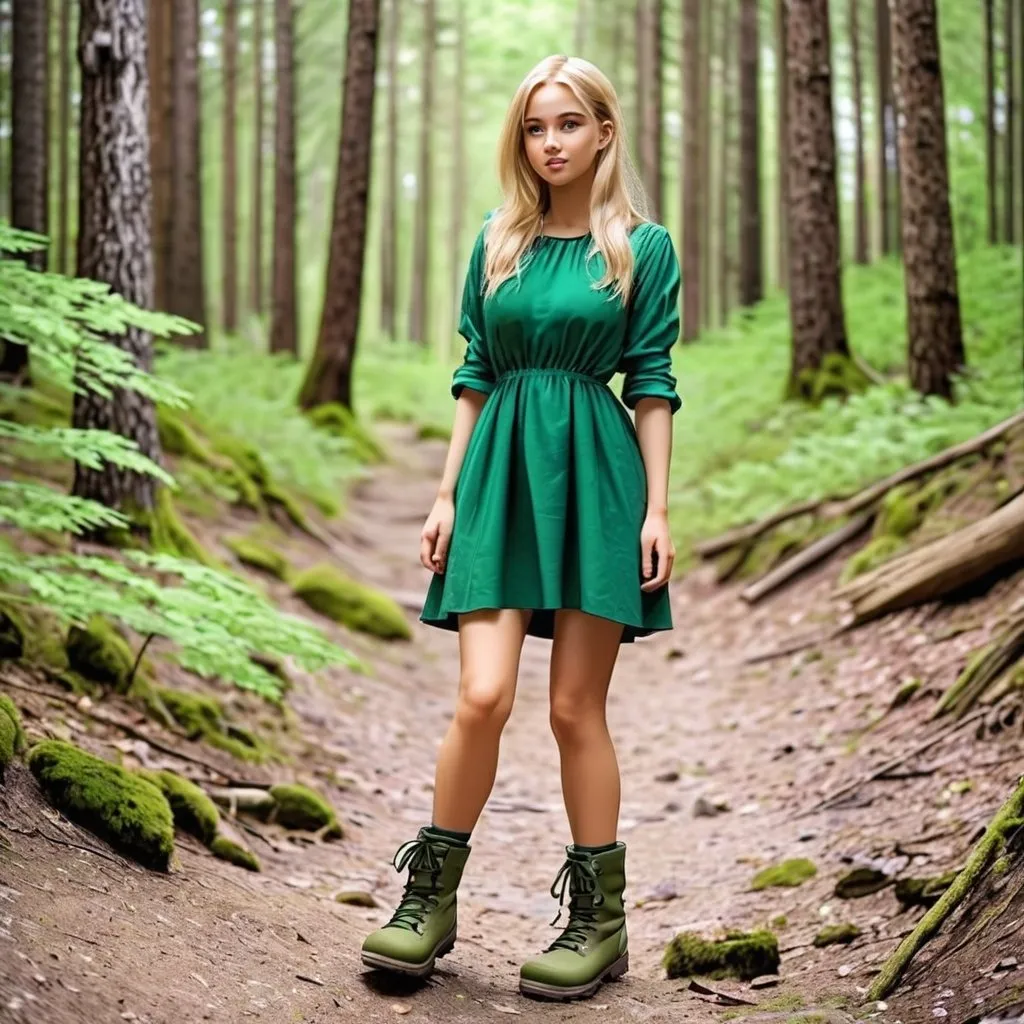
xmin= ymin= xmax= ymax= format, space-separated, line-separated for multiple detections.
xmin=0 ymin=481 xmax=130 ymax=533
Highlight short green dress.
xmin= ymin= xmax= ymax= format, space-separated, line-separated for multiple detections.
xmin=420 ymin=217 xmax=682 ymax=643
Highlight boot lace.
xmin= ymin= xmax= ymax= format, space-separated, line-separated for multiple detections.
xmin=545 ymin=856 xmax=604 ymax=953
xmin=386 ymin=837 xmax=445 ymax=933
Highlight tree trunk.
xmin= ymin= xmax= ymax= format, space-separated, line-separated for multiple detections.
xmin=738 ymin=0 xmax=762 ymax=305
xmin=985 ymin=0 xmax=997 ymax=245
xmin=682 ymin=0 xmax=701 ymax=339
xmin=850 ymin=0 xmax=868 ymax=264
xmin=147 ymin=0 xmax=172 ymax=313
xmin=875 ymin=0 xmax=894 ymax=255
xmin=0 ymin=6 xmax=7 ymax=223
xmin=637 ymin=0 xmax=663 ymax=221
xmin=73 ymin=0 xmax=161 ymax=514
xmin=57 ymin=0 xmax=72 ymax=275
xmin=785 ymin=0 xmax=849 ymax=394
xmin=1005 ymin=0 xmax=1016 ymax=243
xmin=270 ymin=0 xmax=297 ymax=355
xmin=222 ymin=0 xmax=239 ymax=333
xmin=380 ymin=0 xmax=399 ymax=340
xmin=719 ymin=0 xmax=735 ymax=323
xmin=170 ymin=0 xmax=207 ymax=344
xmin=701 ymin=0 xmax=713 ymax=326
xmin=891 ymin=0 xmax=965 ymax=399
xmin=775 ymin=0 xmax=789 ymax=290
xmin=407 ymin=0 xmax=434 ymax=346
xmin=448 ymin=0 xmax=465 ymax=355
xmin=298 ymin=0 xmax=379 ymax=410
xmin=249 ymin=0 xmax=265 ymax=317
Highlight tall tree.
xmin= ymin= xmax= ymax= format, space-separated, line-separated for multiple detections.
xmin=785 ymin=0 xmax=849 ymax=395
xmin=701 ymin=0 xmax=713 ymax=325
xmin=170 ymin=0 xmax=207 ymax=343
xmin=891 ymin=0 xmax=964 ymax=398
xmin=875 ymin=0 xmax=895 ymax=254
xmin=985 ymin=0 xmax=997 ymax=244
xmin=682 ymin=0 xmax=702 ymax=340
xmin=719 ymin=0 xmax=735 ymax=322
xmin=249 ymin=0 xmax=265 ymax=316
xmin=0 ymin=4 xmax=7 ymax=223
xmin=380 ymin=0 xmax=399 ymax=340
xmin=56 ymin=0 xmax=72 ymax=274
xmin=850 ymin=0 xmax=868 ymax=264
xmin=148 ymin=0 xmax=173 ymax=312
xmin=222 ymin=0 xmax=239 ymax=332
xmin=1005 ymin=0 xmax=1016 ymax=243
xmin=637 ymin=0 xmax=663 ymax=220
xmin=270 ymin=0 xmax=297 ymax=355
xmin=407 ymin=0 xmax=435 ymax=345
xmin=738 ymin=0 xmax=762 ymax=305
xmin=74 ymin=0 xmax=162 ymax=515
xmin=775 ymin=0 xmax=789 ymax=289
xmin=448 ymin=0 xmax=466 ymax=354
xmin=299 ymin=0 xmax=380 ymax=409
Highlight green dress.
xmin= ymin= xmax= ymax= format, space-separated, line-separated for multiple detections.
xmin=420 ymin=218 xmax=682 ymax=644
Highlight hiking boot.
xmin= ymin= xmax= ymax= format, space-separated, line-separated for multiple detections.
xmin=519 ymin=842 xmax=629 ymax=1001
xmin=360 ymin=827 xmax=471 ymax=978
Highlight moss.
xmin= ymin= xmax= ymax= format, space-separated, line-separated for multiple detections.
xmin=263 ymin=480 xmax=316 ymax=534
xmin=0 ymin=694 xmax=25 ymax=777
xmin=335 ymin=890 xmax=377 ymax=907
xmin=890 ymin=677 xmax=922 ymax=710
xmin=993 ymin=856 xmax=1011 ymax=876
xmin=268 ymin=783 xmax=342 ymax=837
xmin=840 ymin=534 xmax=905 ymax=584
xmin=147 ymin=487 xmax=223 ymax=568
xmin=28 ymin=740 xmax=175 ymax=870
xmin=663 ymin=930 xmax=780 ymax=981
xmin=786 ymin=353 xmax=871 ymax=405
xmin=225 ymin=535 xmax=292 ymax=580
xmin=141 ymin=770 xmax=220 ymax=845
xmin=751 ymin=858 xmax=817 ymax=891
xmin=307 ymin=402 xmax=387 ymax=464
xmin=894 ymin=870 xmax=959 ymax=908
xmin=210 ymin=834 xmax=261 ymax=871
xmin=65 ymin=616 xmax=135 ymax=692
xmin=156 ymin=688 xmax=274 ymax=764
xmin=762 ymin=994 xmax=806 ymax=1012
xmin=291 ymin=562 xmax=411 ymax=640
xmin=157 ymin=406 xmax=222 ymax=465
xmin=417 ymin=423 xmax=451 ymax=443
xmin=770 ymin=914 xmax=789 ymax=930
xmin=813 ymin=923 xmax=861 ymax=947
xmin=210 ymin=434 xmax=271 ymax=487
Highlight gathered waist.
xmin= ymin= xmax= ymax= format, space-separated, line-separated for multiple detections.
xmin=495 ymin=367 xmax=608 ymax=387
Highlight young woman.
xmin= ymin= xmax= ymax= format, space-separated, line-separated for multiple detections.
xmin=361 ymin=53 xmax=681 ymax=1003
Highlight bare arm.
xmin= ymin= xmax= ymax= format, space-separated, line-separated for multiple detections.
xmin=634 ymin=396 xmax=676 ymax=590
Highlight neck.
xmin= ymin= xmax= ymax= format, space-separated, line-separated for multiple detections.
xmin=543 ymin=165 xmax=596 ymax=233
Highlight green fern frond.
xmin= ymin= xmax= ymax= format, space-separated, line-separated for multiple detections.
xmin=0 ymin=481 xmax=130 ymax=533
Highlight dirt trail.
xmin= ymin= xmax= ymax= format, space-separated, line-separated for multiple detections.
xmin=2 ymin=426 xmax=1022 ymax=1024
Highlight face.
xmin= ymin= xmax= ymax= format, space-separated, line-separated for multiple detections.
xmin=522 ymin=82 xmax=612 ymax=189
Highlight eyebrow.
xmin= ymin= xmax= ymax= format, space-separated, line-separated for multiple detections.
xmin=523 ymin=111 xmax=587 ymax=123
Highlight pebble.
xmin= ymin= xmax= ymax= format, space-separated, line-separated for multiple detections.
xmin=932 ymin=1008 xmax=948 ymax=1018
xmin=750 ymin=976 xmax=779 ymax=989
xmin=838 ymin=964 xmax=854 ymax=977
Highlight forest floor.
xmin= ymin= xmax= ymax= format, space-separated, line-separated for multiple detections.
xmin=2 ymin=424 xmax=1023 ymax=1024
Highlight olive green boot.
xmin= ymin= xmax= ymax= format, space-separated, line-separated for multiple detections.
xmin=519 ymin=842 xmax=629 ymax=1001
xmin=360 ymin=827 xmax=471 ymax=978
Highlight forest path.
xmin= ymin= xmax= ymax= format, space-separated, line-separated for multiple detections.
xmin=5 ymin=424 xmax=1016 ymax=1024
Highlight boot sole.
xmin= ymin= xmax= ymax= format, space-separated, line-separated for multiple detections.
xmin=519 ymin=952 xmax=629 ymax=1002
xmin=360 ymin=927 xmax=456 ymax=979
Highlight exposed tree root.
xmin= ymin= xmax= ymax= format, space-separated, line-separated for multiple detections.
xmin=867 ymin=775 xmax=1024 ymax=1001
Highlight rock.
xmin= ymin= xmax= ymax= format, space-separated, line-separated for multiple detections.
xmin=335 ymin=891 xmax=377 ymax=908
xmin=225 ymin=535 xmax=292 ymax=581
xmin=656 ymin=770 xmax=681 ymax=783
xmin=834 ymin=867 xmax=891 ymax=899
xmin=694 ymin=795 xmax=730 ymax=818
xmin=749 ymin=975 xmax=779 ymax=989
xmin=994 ymin=957 xmax=1018 ymax=973
xmin=751 ymin=858 xmax=817 ymax=891
xmin=290 ymin=563 xmax=411 ymax=640
xmin=210 ymin=835 xmax=260 ymax=872
xmin=140 ymin=770 xmax=220 ymax=846
xmin=813 ymin=923 xmax=861 ymax=947
xmin=65 ymin=616 xmax=135 ymax=692
xmin=662 ymin=930 xmax=780 ymax=981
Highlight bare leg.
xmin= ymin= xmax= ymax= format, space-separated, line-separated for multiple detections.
xmin=549 ymin=610 xmax=624 ymax=847
xmin=431 ymin=608 xmax=532 ymax=832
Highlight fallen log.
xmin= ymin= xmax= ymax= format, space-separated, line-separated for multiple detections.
xmin=834 ymin=491 xmax=1024 ymax=625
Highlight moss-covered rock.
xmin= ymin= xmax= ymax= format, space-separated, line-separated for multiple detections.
xmin=210 ymin=834 xmax=261 ymax=871
xmin=268 ymin=783 xmax=342 ymax=837
xmin=813 ymin=923 xmax=861 ymax=947
xmin=66 ymin=616 xmax=135 ymax=692
xmin=335 ymin=890 xmax=377 ymax=907
xmin=307 ymin=402 xmax=387 ymax=464
xmin=663 ymin=930 xmax=780 ymax=981
xmin=0 ymin=694 xmax=25 ymax=777
xmin=0 ymin=609 xmax=24 ymax=660
xmin=225 ymin=535 xmax=292 ymax=580
xmin=751 ymin=858 xmax=817 ymax=891
xmin=291 ymin=563 xmax=411 ymax=640
xmin=141 ymin=770 xmax=220 ymax=845
xmin=834 ymin=866 xmax=891 ymax=899
xmin=28 ymin=740 xmax=175 ymax=870
xmin=156 ymin=688 xmax=274 ymax=763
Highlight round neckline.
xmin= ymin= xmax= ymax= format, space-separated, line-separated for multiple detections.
xmin=538 ymin=231 xmax=591 ymax=241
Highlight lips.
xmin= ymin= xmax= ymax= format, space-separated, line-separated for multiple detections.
xmin=546 ymin=158 xmax=567 ymax=169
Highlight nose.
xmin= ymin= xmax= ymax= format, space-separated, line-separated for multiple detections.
xmin=543 ymin=131 xmax=560 ymax=153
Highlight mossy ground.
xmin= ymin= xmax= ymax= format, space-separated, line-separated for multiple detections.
xmin=813 ymin=923 xmax=861 ymax=947
xmin=156 ymin=687 xmax=276 ymax=763
xmin=751 ymin=858 xmax=817 ymax=891
xmin=28 ymin=740 xmax=175 ymax=870
xmin=0 ymin=694 xmax=25 ymax=776
xmin=210 ymin=835 xmax=261 ymax=871
xmin=65 ymin=615 xmax=136 ymax=692
xmin=141 ymin=769 xmax=220 ymax=845
xmin=663 ymin=929 xmax=780 ymax=981
xmin=225 ymin=535 xmax=292 ymax=580
xmin=291 ymin=562 xmax=411 ymax=640
xmin=267 ymin=783 xmax=342 ymax=837
xmin=306 ymin=402 xmax=387 ymax=465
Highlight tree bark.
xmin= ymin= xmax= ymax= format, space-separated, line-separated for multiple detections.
xmin=701 ymin=0 xmax=713 ymax=325
xmin=891 ymin=0 xmax=965 ymax=399
xmin=222 ymin=0 xmax=239 ymax=333
xmin=718 ymin=0 xmax=735 ymax=323
xmin=448 ymin=0 xmax=465 ymax=354
xmin=57 ymin=0 xmax=72 ymax=275
xmin=738 ymin=0 xmax=761 ymax=305
xmin=637 ymin=0 xmax=663 ymax=221
xmin=380 ymin=0 xmax=399 ymax=340
xmin=785 ymin=0 xmax=849 ymax=393
xmin=249 ymin=0 xmax=265 ymax=317
xmin=985 ymin=0 xmax=997 ymax=245
xmin=270 ymin=0 xmax=297 ymax=355
xmin=0 ymin=6 xmax=7 ymax=223
xmin=775 ymin=0 xmax=789 ymax=290
xmin=850 ymin=0 xmax=868 ymax=264
xmin=1004 ymin=0 xmax=1016 ymax=243
xmin=407 ymin=0 xmax=434 ymax=346
xmin=298 ymin=0 xmax=380 ymax=409
xmin=170 ymin=0 xmax=207 ymax=343
xmin=682 ymin=0 xmax=702 ymax=339
xmin=74 ymin=0 xmax=161 ymax=514
xmin=147 ymin=0 xmax=172 ymax=313
xmin=875 ymin=0 xmax=894 ymax=255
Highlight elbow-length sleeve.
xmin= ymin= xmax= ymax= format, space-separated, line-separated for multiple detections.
xmin=619 ymin=224 xmax=683 ymax=414
xmin=451 ymin=223 xmax=496 ymax=400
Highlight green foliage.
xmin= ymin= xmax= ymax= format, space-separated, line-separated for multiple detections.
xmin=28 ymin=740 xmax=176 ymax=870
xmin=662 ymin=929 xmax=780 ymax=981
xmin=291 ymin=562 xmax=412 ymax=640
xmin=268 ymin=782 xmax=342 ymax=837
xmin=210 ymin=834 xmax=261 ymax=871
xmin=751 ymin=858 xmax=818 ymax=891
xmin=65 ymin=615 xmax=136 ymax=693
xmin=307 ymin=402 xmax=387 ymax=464
xmin=141 ymin=769 xmax=220 ymax=845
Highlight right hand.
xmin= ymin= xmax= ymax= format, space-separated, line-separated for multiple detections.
xmin=420 ymin=494 xmax=455 ymax=573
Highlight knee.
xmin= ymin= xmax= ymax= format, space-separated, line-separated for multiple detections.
xmin=549 ymin=697 xmax=604 ymax=745
xmin=455 ymin=675 xmax=514 ymax=731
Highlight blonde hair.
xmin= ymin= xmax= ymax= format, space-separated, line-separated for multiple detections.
xmin=483 ymin=55 xmax=649 ymax=305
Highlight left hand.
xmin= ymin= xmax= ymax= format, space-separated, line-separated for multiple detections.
xmin=640 ymin=511 xmax=675 ymax=592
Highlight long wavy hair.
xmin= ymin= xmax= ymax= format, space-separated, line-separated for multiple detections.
xmin=482 ymin=55 xmax=650 ymax=305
